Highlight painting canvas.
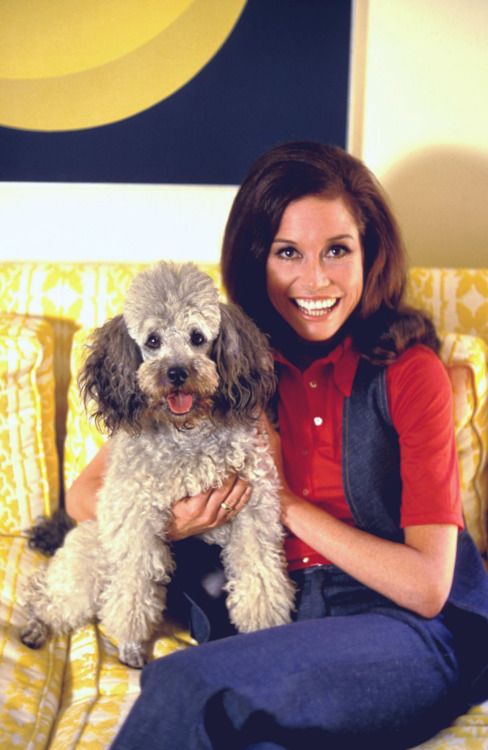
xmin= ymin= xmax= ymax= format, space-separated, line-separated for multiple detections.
xmin=0 ymin=0 xmax=352 ymax=185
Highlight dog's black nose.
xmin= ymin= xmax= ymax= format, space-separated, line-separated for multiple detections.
xmin=167 ymin=366 xmax=189 ymax=386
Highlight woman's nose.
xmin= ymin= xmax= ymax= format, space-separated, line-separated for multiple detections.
xmin=302 ymin=258 xmax=330 ymax=291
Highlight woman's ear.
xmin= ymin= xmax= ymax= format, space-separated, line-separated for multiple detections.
xmin=78 ymin=315 xmax=146 ymax=434
xmin=212 ymin=303 xmax=276 ymax=419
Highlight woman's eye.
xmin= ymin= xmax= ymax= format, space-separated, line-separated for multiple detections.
xmin=145 ymin=333 xmax=161 ymax=349
xmin=191 ymin=330 xmax=206 ymax=346
xmin=327 ymin=245 xmax=349 ymax=259
xmin=276 ymin=245 xmax=298 ymax=260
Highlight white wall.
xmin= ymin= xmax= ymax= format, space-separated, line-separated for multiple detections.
xmin=0 ymin=182 xmax=236 ymax=264
xmin=350 ymin=0 xmax=488 ymax=268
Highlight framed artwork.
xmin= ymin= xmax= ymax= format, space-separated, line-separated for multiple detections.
xmin=0 ymin=0 xmax=352 ymax=185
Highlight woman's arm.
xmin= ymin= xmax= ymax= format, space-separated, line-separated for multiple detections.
xmin=65 ymin=441 xmax=251 ymax=536
xmin=65 ymin=441 xmax=111 ymax=521
xmin=282 ymin=493 xmax=457 ymax=618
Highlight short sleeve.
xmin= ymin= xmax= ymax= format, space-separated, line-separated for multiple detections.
xmin=387 ymin=345 xmax=463 ymax=529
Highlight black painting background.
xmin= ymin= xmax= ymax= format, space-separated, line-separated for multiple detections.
xmin=0 ymin=0 xmax=351 ymax=185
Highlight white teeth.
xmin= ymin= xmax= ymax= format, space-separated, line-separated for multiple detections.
xmin=295 ymin=298 xmax=338 ymax=315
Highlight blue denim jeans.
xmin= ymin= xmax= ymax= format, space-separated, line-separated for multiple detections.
xmin=111 ymin=565 xmax=463 ymax=750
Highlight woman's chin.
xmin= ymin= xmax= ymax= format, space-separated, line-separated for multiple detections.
xmin=288 ymin=309 xmax=344 ymax=342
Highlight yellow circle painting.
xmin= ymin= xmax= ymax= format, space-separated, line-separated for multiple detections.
xmin=0 ymin=0 xmax=246 ymax=131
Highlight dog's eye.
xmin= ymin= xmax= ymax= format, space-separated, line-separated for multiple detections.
xmin=145 ymin=333 xmax=161 ymax=350
xmin=190 ymin=330 xmax=206 ymax=347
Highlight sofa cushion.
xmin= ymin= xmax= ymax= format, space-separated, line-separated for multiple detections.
xmin=0 ymin=537 xmax=68 ymax=749
xmin=441 ymin=333 xmax=488 ymax=554
xmin=47 ymin=621 xmax=194 ymax=749
xmin=0 ymin=313 xmax=59 ymax=534
xmin=63 ymin=327 xmax=105 ymax=491
xmin=408 ymin=268 xmax=488 ymax=344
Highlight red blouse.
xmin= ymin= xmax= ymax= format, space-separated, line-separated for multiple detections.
xmin=275 ymin=338 xmax=463 ymax=571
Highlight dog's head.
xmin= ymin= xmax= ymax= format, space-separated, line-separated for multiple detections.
xmin=79 ymin=262 xmax=275 ymax=434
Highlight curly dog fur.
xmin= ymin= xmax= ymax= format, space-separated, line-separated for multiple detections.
xmin=20 ymin=262 xmax=295 ymax=668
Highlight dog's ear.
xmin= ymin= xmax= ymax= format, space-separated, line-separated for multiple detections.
xmin=78 ymin=315 xmax=146 ymax=434
xmin=212 ymin=303 xmax=276 ymax=419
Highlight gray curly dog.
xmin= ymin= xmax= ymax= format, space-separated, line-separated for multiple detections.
xmin=20 ymin=262 xmax=295 ymax=668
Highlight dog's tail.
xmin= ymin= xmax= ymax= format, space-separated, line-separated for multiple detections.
xmin=27 ymin=509 xmax=76 ymax=556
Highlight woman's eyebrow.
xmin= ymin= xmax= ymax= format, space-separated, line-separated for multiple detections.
xmin=327 ymin=234 xmax=355 ymax=242
xmin=272 ymin=233 xmax=355 ymax=244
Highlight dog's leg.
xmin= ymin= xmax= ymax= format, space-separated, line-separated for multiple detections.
xmin=220 ymin=476 xmax=295 ymax=632
xmin=98 ymin=522 xmax=175 ymax=669
xmin=20 ymin=521 xmax=100 ymax=648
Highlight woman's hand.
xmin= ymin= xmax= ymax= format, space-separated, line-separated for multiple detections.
xmin=167 ymin=476 xmax=252 ymax=542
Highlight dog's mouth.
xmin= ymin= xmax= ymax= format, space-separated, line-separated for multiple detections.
xmin=166 ymin=391 xmax=194 ymax=416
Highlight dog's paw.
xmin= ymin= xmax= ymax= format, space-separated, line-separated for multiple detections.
xmin=118 ymin=642 xmax=147 ymax=669
xmin=20 ymin=619 xmax=49 ymax=649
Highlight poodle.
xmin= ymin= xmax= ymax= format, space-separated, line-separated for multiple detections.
xmin=20 ymin=261 xmax=295 ymax=668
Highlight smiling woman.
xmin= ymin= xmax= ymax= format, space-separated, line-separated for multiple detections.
xmin=0 ymin=0 xmax=245 ymax=130
xmin=266 ymin=195 xmax=364 ymax=343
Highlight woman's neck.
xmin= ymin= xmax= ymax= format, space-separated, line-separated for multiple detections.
xmin=272 ymin=322 xmax=350 ymax=371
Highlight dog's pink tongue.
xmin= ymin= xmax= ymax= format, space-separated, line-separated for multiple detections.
xmin=167 ymin=392 xmax=194 ymax=415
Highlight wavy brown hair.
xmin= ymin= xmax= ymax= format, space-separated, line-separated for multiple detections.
xmin=221 ymin=142 xmax=439 ymax=364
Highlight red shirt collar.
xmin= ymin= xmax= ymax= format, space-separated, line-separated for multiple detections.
xmin=273 ymin=336 xmax=359 ymax=397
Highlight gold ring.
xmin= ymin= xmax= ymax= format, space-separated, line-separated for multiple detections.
xmin=220 ymin=501 xmax=232 ymax=512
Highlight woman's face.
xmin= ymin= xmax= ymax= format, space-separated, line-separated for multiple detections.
xmin=266 ymin=194 xmax=364 ymax=343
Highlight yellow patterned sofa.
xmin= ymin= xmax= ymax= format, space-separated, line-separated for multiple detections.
xmin=0 ymin=262 xmax=486 ymax=749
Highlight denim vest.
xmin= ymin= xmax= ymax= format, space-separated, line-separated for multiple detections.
xmin=345 ymin=358 xmax=488 ymax=624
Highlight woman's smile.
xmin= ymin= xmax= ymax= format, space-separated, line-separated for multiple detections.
xmin=292 ymin=296 xmax=340 ymax=317
xmin=266 ymin=195 xmax=363 ymax=342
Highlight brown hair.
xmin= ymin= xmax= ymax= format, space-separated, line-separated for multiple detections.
xmin=221 ymin=141 xmax=438 ymax=364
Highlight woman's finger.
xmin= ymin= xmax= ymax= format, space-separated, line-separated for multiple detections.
xmin=208 ymin=476 xmax=251 ymax=518
xmin=227 ymin=486 xmax=252 ymax=516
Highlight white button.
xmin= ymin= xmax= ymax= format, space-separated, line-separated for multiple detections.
xmin=313 ymin=417 xmax=323 ymax=426
xmin=303 ymin=488 xmax=310 ymax=497
xmin=302 ymin=556 xmax=310 ymax=564
xmin=309 ymin=381 xmax=317 ymax=389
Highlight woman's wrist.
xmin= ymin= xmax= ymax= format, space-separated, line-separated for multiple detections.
xmin=280 ymin=488 xmax=307 ymax=529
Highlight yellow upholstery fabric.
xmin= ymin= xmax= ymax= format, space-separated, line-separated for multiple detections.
xmin=408 ymin=268 xmax=488 ymax=344
xmin=63 ymin=328 xmax=106 ymax=491
xmin=442 ymin=334 xmax=488 ymax=554
xmin=0 ymin=313 xmax=59 ymax=534
xmin=48 ymin=622 xmax=194 ymax=749
xmin=0 ymin=262 xmax=486 ymax=749
xmin=413 ymin=702 xmax=488 ymax=749
xmin=0 ymin=543 xmax=188 ymax=749
xmin=0 ymin=538 xmax=68 ymax=749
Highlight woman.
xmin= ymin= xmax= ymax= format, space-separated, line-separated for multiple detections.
xmin=68 ymin=143 xmax=488 ymax=749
